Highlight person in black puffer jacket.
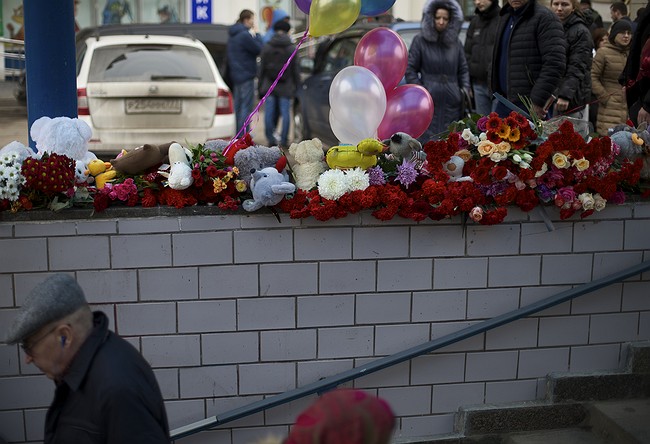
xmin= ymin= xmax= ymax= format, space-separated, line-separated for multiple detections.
xmin=490 ymin=0 xmax=566 ymax=118
xmin=623 ymin=7 xmax=650 ymax=126
xmin=465 ymin=0 xmax=500 ymax=115
xmin=406 ymin=0 xmax=470 ymax=142
xmin=551 ymin=0 xmax=594 ymax=120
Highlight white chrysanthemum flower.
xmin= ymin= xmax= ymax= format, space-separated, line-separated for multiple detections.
xmin=317 ymin=169 xmax=348 ymax=200
xmin=345 ymin=168 xmax=369 ymax=192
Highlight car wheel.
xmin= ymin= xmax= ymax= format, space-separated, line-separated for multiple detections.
xmin=293 ymin=102 xmax=308 ymax=142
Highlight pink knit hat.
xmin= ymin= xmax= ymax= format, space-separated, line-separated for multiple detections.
xmin=284 ymin=389 xmax=395 ymax=444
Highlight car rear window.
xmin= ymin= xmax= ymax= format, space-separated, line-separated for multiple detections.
xmin=88 ymin=44 xmax=215 ymax=83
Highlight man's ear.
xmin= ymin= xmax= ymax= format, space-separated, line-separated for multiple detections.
xmin=58 ymin=324 xmax=74 ymax=348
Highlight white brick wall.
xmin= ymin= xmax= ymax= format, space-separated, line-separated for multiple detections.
xmin=0 ymin=203 xmax=649 ymax=444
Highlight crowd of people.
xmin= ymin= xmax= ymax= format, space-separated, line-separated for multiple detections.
xmin=227 ymin=1 xmax=650 ymax=148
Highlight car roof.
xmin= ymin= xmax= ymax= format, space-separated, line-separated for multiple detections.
xmin=389 ymin=21 xmax=421 ymax=31
xmin=76 ymin=23 xmax=229 ymax=47
xmin=81 ymin=33 xmax=207 ymax=48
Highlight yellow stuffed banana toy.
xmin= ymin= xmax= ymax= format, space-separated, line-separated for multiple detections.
xmin=325 ymin=138 xmax=385 ymax=170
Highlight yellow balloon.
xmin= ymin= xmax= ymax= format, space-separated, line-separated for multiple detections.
xmin=310 ymin=0 xmax=362 ymax=37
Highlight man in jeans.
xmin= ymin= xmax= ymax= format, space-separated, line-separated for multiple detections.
xmin=465 ymin=0 xmax=501 ymax=115
xmin=227 ymin=9 xmax=263 ymax=134
xmin=259 ymin=20 xmax=301 ymax=148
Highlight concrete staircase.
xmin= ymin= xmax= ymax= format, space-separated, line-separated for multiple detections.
xmin=400 ymin=341 xmax=650 ymax=444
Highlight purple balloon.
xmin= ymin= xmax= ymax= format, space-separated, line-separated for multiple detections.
xmin=354 ymin=27 xmax=408 ymax=92
xmin=360 ymin=0 xmax=396 ymax=16
xmin=295 ymin=0 xmax=312 ymax=14
xmin=377 ymin=85 xmax=434 ymax=140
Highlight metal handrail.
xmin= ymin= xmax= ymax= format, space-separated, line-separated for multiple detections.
xmin=171 ymin=259 xmax=650 ymax=440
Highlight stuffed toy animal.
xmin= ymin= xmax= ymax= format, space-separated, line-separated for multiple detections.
xmin=288 ymin=138 xmax=327 ymax=191
xmin=443 ymin=155 xmax=473 ymax=182
xmin=75 ymin=151 xmax=98 ymax=184
xmin=204 ymin=139 xmax=286 ymax=187
xmin=381 ymin=132 xmax=425 ymax=162
xmin=30 ymin=116 xmax=92 ymax=161
xmin=0 ymin=141 xmax=33 ymax=163
xmin=86 ymin=159 xmax=117 ymax=189
xmin=609 ymin=124 xmax=650 ymax=180
xmin=242 ymin=167 xmax=296 ymax=212
xmin=110 ymin=142 xmax=172 ymax=175
xmin=158 ymin=142 xmax=194 ymax=190
xmin=326 ymin=138 xmax=385 ymax=170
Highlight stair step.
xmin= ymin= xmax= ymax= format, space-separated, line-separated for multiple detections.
xmin=589 ymin=398 xmax=650 ymax=444
xmin=548 ymin=372 xmax=650 ymax=402
xmin=457 ymin=402 xmax=587 ymax=436
xmin=504 ymin=428 xmax=607 ymax=444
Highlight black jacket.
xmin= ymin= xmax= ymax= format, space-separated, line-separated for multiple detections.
xmin=624 ymin=7 xmax=650 ymax=115
xmin=464 ymin=1 xmax=500 ymax=84
xmin=490 ymin=0 xmax=566 ymax=108
xmin=45 ymin=312 xmax=170 ymax=444
xmin=259 ymin=32 xmax=301 ymax=98
xmin=406 ymin=0 xmax=470 ymax=140
xmin=556 ymin=12 xmax=594 ymax=110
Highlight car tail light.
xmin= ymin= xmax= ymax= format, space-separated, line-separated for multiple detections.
xmin=216 ymin=88 xmax=233 ymax=115
xmin=77 ymin=88 xmax=89 ymax=116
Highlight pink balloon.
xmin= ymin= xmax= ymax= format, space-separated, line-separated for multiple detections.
xmin=377 ymin=85 xmax=434 ymax=140
xmin=354 ymin=27 xmax=408 ymax=92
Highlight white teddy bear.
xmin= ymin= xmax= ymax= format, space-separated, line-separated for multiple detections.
xmin=30 ymin=116 xmax=92 ymax=161
xmin=288 ymin=138 xmax=327 ymax=191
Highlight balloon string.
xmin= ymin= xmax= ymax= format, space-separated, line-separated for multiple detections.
xmin=223 ymin=28 xmax=311 ymax=157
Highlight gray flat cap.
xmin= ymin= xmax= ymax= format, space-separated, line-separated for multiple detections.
xmin=4 ymin=274 xmax=87 ymax=344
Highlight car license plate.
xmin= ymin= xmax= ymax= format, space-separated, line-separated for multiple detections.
xmin=125 ymin=98 xmax=182 ymax=114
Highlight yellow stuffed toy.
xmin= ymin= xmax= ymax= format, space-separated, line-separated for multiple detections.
xmin=86 ymin=159 xmax=117 ymax=189
xmin=325 ymin=138 xmax=385 ymax=170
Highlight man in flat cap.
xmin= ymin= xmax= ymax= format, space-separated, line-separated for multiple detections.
xmin=5 ymin=274 xmax=170 ymax=444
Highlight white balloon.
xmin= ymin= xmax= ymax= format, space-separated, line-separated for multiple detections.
xmin=329 ymin=110 xmax=369 ymax=145
xmin=329 ymin=66 xmax=387 ymax=141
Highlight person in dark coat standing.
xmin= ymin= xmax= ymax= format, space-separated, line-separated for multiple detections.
xmin=227 ymin=9 xmax=263 ymax=134
xmin=464 ymin=0 xmax=501 ymax=115
xmin=491 ymin=0 xmax=566 ymax=118
xmin=551 ymin=0 xmax=594 ymax=119
xmin=259 ymin=20 xmax=301 ymax=148
xmin=623 ymin=7 xmax=650 ymax=126
xmin=579 ymin=0 xmax=604 ymax=31
xmin=4 ymin=274 xmax=170 ymax=444
xmin=406 ymin=0 xmax=470 ymax=142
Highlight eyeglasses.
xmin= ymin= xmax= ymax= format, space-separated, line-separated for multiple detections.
xmin=20 ymin=325 xmax=59 ymax=356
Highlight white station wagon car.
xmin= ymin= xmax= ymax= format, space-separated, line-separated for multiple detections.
xmin=76 ymin=34 xmax=235 ymax=154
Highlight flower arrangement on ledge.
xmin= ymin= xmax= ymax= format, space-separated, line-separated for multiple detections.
xmin=279 ymin=113 xmax=644 ymax=224
xmin=0 ymin=111 xmax=646 ymax=226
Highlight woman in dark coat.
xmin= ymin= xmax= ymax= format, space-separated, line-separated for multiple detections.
xmin=406 ymin=0 xmax=470 ymax=142
xmin=551 ymin=0 xmax=594 ymax=119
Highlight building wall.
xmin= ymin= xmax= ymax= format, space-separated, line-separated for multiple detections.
xmin=0 ymin=204 xmax=649 ymax=444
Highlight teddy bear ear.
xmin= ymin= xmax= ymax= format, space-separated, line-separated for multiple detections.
xmin=29 ymin=116 xmax=52 ymax=140
xmin=74 ymin=118 xmax=93 ymax=141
